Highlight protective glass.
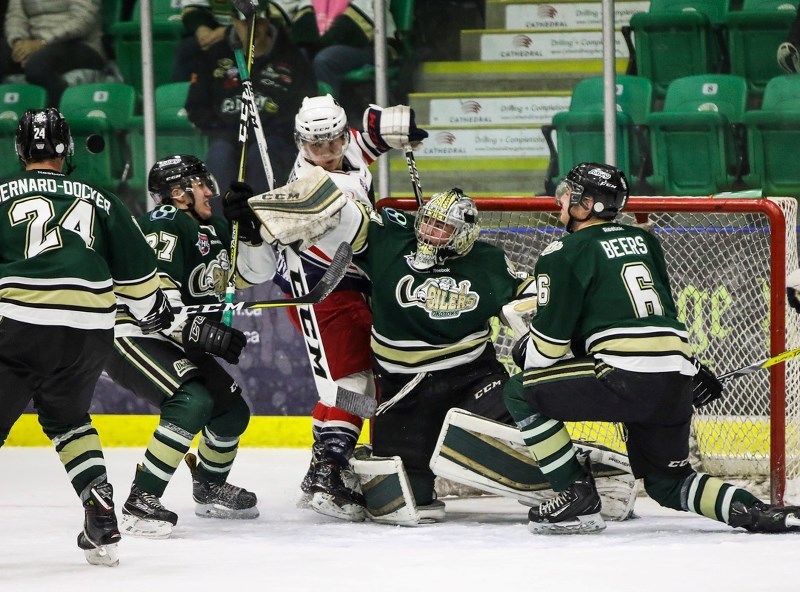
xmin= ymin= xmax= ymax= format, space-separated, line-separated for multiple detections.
xmin=184 ymin=174 xmax=219 ymax=198
xmin=555 ymin=178 xmax=583 ymax=206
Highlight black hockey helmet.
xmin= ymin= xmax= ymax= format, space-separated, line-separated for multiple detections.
xmin=557 ymin=162 xmax=629 ymax=221
xmin=147 ymin=154 xmax=218 ymax=204
xmin=15 ymin=108 xmax=74 ymax=163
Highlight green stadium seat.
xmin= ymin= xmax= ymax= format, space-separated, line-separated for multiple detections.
xmin=541 ymin=75 xmax=653 ymax=194
xmin=646 ymin=74 xmax=748 ymax=195
xmin=109 ymin=1 xmax=183 ymax=97
xmin=726 ymin=0 xmax=799 ymax=97
xmin=744 ymin=75 xmax=800 ymax=196
xmin=59 ymin=82 xmax=136 ymax=194
xmin=623 ymin=0 xmax=729 ymax=99
xmin=127 ymin=82 xmax=209 ymax=197
xmin=0 ymin=83 xmax=48 ymax=178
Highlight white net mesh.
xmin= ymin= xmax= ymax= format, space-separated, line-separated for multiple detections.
xmin=392 ymin=196 xmax=800 ymax=500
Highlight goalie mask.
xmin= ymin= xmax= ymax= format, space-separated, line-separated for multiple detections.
xmin=556 ymin=162 xmax=629 ymax=230
xmin=412 ymin=188 xmax=480 ymax=271
xmin=148 ymin=154 xmax=219 ymax=206
xmin=294 ymin=94 xmax=350 ymax=168
xmin=16 ymin=108 xmax=74 ymax=163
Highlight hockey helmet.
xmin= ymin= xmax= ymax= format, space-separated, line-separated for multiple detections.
xmin=15 ymin=108 xmax=74 ymax=163
xmin=148 ymin=154 xmax=218 ymax=205
xmin=412 ymin=188 xmax=480 ymax=270
xmin=556 ymin=162 xmax=629 ymax=221
xmin=294 ymin=95 xmax=349 ymax=163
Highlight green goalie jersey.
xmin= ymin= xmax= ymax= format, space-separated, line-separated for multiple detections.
xmin=528 ymin=221 xmax=695 ymax=375
xmin=115 ymin=204 xmax=231 ymax=335
xmin=355 ymin=207 xmax=533 ymax=374
xmin=0 ymin=169 xmax=162 ymax=330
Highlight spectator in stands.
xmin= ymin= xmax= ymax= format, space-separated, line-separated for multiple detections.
xmin=185 ymin=0 xmax=314 ymax=197
xmin=174 ymin=0 xmax=296 ymax=82
xmin=777 ymin=4 xmax=800 ymax=73
xmin=3 ymin=0 xmax=107 ymax=107
xmin=290 ymin=0 xmax=396 ymax=99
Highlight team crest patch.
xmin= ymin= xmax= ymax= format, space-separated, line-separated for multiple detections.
xmin=196 ymin=232 xmax=211 ymax=256
xmin=173 ymin=358 xmax=196 ymax=377
xmin=396 ymin=275 xmax=479 ymax=319
xmin=540 ymin=240 xmax=564 ymax=256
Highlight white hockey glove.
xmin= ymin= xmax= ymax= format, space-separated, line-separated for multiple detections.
xmin=499 ymin=295 xmax=538 ymax=338
xmin=363 ymin=104 xmax=428 ymax=153
xmin=248 ymin=166 xmax=347 ymax=251
xmin=787 ymin=269 xmax=800 ymax=313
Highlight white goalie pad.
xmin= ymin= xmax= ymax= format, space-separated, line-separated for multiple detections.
xmin=430 ymin=408 xmax=638 ymax=521
xmin=349 ymin=446 xmax=421 ymax=526
xmin=248 ymin=166 xmax=347 ymax=251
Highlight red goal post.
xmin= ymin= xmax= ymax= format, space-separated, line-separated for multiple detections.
xmin=377 ymin=196 xmax=800 ymax=504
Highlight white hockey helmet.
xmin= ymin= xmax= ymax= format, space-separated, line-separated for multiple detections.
xmin=412 ymin=188 xmax=480 ymax=270
xmin=294 ymin=94 xmax=350 ymax=165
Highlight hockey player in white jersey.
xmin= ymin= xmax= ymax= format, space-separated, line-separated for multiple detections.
xmin=223 ymin=94 xmax=426 ymax=520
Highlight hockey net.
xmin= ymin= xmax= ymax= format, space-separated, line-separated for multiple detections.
xmin=379 ymin=196 xmax=800 ymax=504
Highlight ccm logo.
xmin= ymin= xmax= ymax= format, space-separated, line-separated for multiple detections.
xmin=667 ymin=459 xmax=690 ymax=468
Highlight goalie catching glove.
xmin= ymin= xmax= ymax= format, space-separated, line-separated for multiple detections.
xmin=182 ymin=316 xmax=247 ymax=364
xmin=364 ymin=104 xmax=428 ymax=153
xmin=138 ymin=289 xmax=175 ymax=335
xmin=247 ymin=166 xmax=347 ymax=251
xmin=223 ymin=181 xmax=263 ymax=245
xmin=691 ymin=358 xmax=724 ymax=408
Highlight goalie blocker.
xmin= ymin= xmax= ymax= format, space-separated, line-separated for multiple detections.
xmin=350 ymin=408 xmax=638 ymax=526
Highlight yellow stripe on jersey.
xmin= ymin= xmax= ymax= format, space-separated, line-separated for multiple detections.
xmin=0 ymin=284 xmax=116 ymax=310
xmin=523 ymin=360 xmax=596 ymax=388
xmin=529 ymin=328 xmax=571 ymax=361
xmin=588 ymin=333 xmax=692 ymax=357
xmin=371 ymin=331 xmax=490 ymax=368
xmin=114 ymin=272 xmax=162 ymax=301
xmin=351 ymin=200 xmax=372 ymax=254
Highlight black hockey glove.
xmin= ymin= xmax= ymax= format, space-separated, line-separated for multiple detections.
xmin=182 ymin=316 xmax=247 ymax=364
xmin=138 ymin=289 xmax=175 ymax=335
xmin=691 ymin=358 xmax=724 ymax=408
xmin=511 ymin=335 xmax=529 ymax=370
xmin=223 ymin=181 xmax=263 ymax=245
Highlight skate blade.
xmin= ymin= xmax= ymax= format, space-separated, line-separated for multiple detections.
xmin=785 ymin=513 xmax=800 ymax=529
xmin=528 ymin=512 xmax=607 ymax=535
xmin=310 ymin=492 xmax=366 ymax=522
xmin=120 ymin=513 xmax=173 ymax=539
xmin=417 ymin=501 xmax=446 ymax=523
xmin=81 ymin=541 xmax=119 ymax=567
xmin=194 ymin=503 xmax=260 ymax=520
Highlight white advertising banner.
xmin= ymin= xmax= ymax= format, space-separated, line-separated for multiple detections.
xmin=418 ymin=128 xmax=551 ymax=159
xmin=504 ymin=2 xmax=650 ymax=30
xmin=480 ymin=30 xmax=629 ymax=61
xmin=428 ymin=96 xmax=571 ymax=126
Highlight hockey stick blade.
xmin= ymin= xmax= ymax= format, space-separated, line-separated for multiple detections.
xmin=178 ymin=242 xmax=353 ymax=316
xmin=718 ymin=347 xmax=800 ymax=383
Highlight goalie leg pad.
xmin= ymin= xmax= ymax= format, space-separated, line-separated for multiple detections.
xmin=248 ymin=166 xmax=346 ymax=251
xmin=430 ymin=408 xmax=638 ymax=521
xmin=350 ymin=446 xmax=439 ymax=526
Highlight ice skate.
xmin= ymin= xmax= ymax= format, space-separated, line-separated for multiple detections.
xmin=185 ymin=453 xmax=259 ymax=519
xmin=729 ymin=501 xmax=800 ymax=533
xmin=528 ymin=461 xmax=605 ymax=534
xmin=121 ymin=485 xmax=178 ymax=539
xmin=78 ymin=482 xmax=121 ymax=567
xmin=299 ymin=442 xmax=326 ymax=506
xmin=310 ymin=458 xmax=366 ymax=522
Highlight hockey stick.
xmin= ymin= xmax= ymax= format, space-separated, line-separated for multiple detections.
xmin=222 ymin=0 xmax=260 ymax=327
xmin=177 ymin=242 xmax=353 ymax=316
xmin=718 ymin=347 xmax=800 ymax=383
xmin=403 ymin=144 xmax=424 ymax=208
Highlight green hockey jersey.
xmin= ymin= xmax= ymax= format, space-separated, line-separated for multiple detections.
xmin=355 ymin=207 xmax=533 ymax=374
xmin=0 ymin=169 xmax=162 ymax=330
xmin=528 ymin=221 xmax=694 ymax=375
xmin=115 ymin=204 xmax=231 ymax=336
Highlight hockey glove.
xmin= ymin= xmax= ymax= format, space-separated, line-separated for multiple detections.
xmin=182 ymin=316 xmax=247 ymax=364
xmin=364 ymin=104 xmax=428 ymax=153
xmin=691 ymin=358 xmax=724 ymax=408
xmin=511 ymin=335 xmax=530 ymax=370
xmin=787 ymin=269 xmax=800 ymax=313
xmin=223 ymin=181 xmax=263 ymax=245
xmin=138 ymin=289 xmax=175 ymax=335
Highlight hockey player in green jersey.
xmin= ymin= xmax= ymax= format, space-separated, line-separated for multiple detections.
xmin=104 ymin=154 xmax=271 ymax=539
xmin=504 ymin=161 xmax=800 ymax=534
xmin=0 ymin=108 xmax=175 ymax=566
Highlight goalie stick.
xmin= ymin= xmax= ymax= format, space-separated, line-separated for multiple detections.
xmin=403 ymin=144 xmax=424 ymax=208
xmin=176 ymin=242 xmax=352 ymax=315
xmin=718 ymin=347 xmax=800 ymax=383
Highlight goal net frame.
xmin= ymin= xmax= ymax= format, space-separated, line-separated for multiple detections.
xmin=377 ymin=196 xmax=798 ymax=504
